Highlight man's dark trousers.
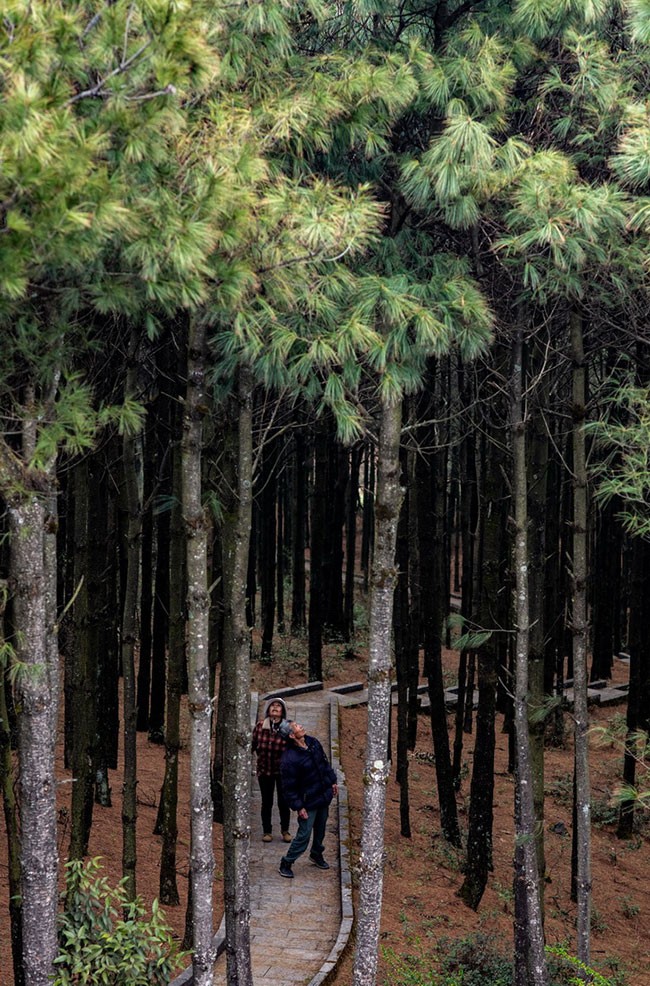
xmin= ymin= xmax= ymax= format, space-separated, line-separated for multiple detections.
xmin=282 ymin=806 xmax=328 ymax=863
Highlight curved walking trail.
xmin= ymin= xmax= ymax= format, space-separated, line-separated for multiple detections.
xmin=172 ymin=686 xmax=353 ymax=986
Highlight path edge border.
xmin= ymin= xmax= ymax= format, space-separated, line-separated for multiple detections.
xmin=170 ymin=684 xmax=353 ymax=986
xmin=169 ymin=694 xmax=259 ymax=986
xmin=305 ymin=694 xmax=354 ymax=986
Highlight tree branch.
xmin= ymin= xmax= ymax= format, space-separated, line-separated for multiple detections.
xmin=66 ymin=41 xmax=151 ymax=105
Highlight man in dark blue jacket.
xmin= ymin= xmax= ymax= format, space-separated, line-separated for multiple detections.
xmin=277 ymin=720 xmax=338 ymax=879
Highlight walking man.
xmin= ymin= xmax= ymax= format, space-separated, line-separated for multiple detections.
xmin=278 ymin=720 xmax=338 ymax=878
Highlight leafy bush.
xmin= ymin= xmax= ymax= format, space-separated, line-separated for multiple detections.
xmin=53 ymin=857 xmax=184 ymax=986
xmin=547 ymin=945 xmax=627 ymax=986
xmin=382 ymin=933 xmax=511 ymax=986
xmin=382 ymin=935 xmax=628 ymax=986
xmin=382 ymin=944 xmax=439 ymax=986
xmin=439 ymin=933 xmax=512 ymax=986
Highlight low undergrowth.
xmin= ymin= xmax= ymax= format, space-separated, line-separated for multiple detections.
xmin=53 ymin=857 xmax=184 ymax=986
xmin=382 ymin=932 xmax=628 ymax=986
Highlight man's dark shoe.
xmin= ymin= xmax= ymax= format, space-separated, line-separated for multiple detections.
xmin=309 ymin=854 xmax=330 ymax=870
xmin=279 ymin=859 xmax=294 ymax=879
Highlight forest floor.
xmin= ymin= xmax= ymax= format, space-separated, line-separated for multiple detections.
xmin=252 ymin=643 xmax=649 ymax=986
xmin=1 ymin=641 xmax=648 ymax=986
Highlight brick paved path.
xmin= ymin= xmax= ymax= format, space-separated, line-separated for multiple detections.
xmin=211 ymin=694 xmax=343 ymax=986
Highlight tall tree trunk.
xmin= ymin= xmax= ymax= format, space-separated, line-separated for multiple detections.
xmin=121 ymin=333 xmax=142 ymax=902
xmin=526 ymin=351 xmax=550 ymax=913
xmin=211 ymin=667 xmax=226 ymax=823
xmin=0 ymin=579 xmax=23 ymax=986
xmin=511 ymin=327 xmax=549 ymax=986
xmin=570 ymin=309 xmax=591 ymax=966
xmin=62 ymin=473 xmax=75 ymax=771
xmin=258 ymin=436 xmax=277 ymax=661
xmin=308 ymin=424 xmax=327 ymax=680
xmin=459 ymin=407 xmax=506 ymax=910
xmin=415 ymin=374 xmax=461 ymax=846
xmin=183 ymin=318 xmax=215 ymax=985
xmin=406 ymin=448 xmax=421 ymax=751
xmin=43 ymin=463 xmax=59 ymax=768
xmin=158 ymin=408 xmax=184 ymax=904
xmin=590 ymin=498 xmax=619 ymax=681
xmin=360 ymin=445 xmax=375 ymax=592
xmin=543 ymin=430 xmax=565 ymax=746
xmin=69 ymin=459 xmax=96 ymax=859
xmin=453 ymin=377 xmax=477 ymax=785
xmin=150 ymin=340 xmax=176 ymax=744
xmin=323 ymin=441 xmax=347 ymax=636
xmin=352 ymin=397 xmax=402 ymax=986
xmin=393 ymin=443 xmax=412 ymax=838
xmin=276 ymin=462 xmax=286 ymax=635
xmin=617 ymin=538 xmax=649 ymax=837
xmin=2 ymin=393 xmax=59 ymax=986
xmin=137 ymin=412 xmax=156 ymax=731
xmin=290 ymin=429 xmax=307 ymax=633
xmin=211 ymin=405 xmax=237 ymax=825
xmin=10 ymin=488 xmax=58 ymax=986
xmin=245 ymin=504 xmax=256 ymax=631
xmin=344 ymin=446 xmax=361 ymax=643
xmin=94 ymin=448 xmax=120 ymax=776
xmin=89 ymin=452 xmax=113 ymax=807
xmin=222 ymin=366 xmax=254 ymax=986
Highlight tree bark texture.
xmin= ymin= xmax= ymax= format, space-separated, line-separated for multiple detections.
xmin=136 ymin=412 xmax=156 ymax=732
xmin=322 ymin=441 xmax=347 ymax=636
xmin=158 ymin=403 xmax=184 ymax=904
xmin=183 ymin=318 xmax=216 ymax=985
xmin=150 ymin=345 xmax=177 ymax=743
xmin=352 ymin=397 xmax=403 ymax=986
xmin=290 ymin=428 xmax=307 ymax=633
xmin=308 ymin=424 xmax=327 ymax=680
xmin=121 ymin=334 xmax=142 ymax=902
xmin=617 ymin=538 xmax=649 ymax=837
xmin=406 ymin=448 xmax=421 ymax=751
xmin=88 ymin=451 xmax=113 ymax=806
xmin=344 ymin=446 xmax=361 ymax=642
xmin=222 ymin=365 xmax=254 ymax=986
xmin=453 ymin=374 xmax=478 ymax=785
xmin=10 ymin=493 xmax=59 ymax=986
xmin=590 ymin=498 xmax=619 ymax=682
xmin=543 ymin=433 xmax=565 ymax=746
xmin=258 ymin=436 xmax=277 ymax=661
xmin=211 ymin=406 xmax=238 ymax=825
xmin=459 ymin=406 xmax=506 ymax=910
xmin=570 ymin=309 xmax=592 ymax=966
xmin=276 ymin=464 xmax=286 ymax=634
xmin=414 ymin=379 xmax=461 ymax=846
xmin=0 ymin=579 xmax=23 ymax=986
xmin=393 ymin=443 xmax=412 ymax=838
xmin=361 ymin=445 xmax=375 ymax=591
xmin=69 ymin=458 xmax=96 ymax=859
xmin=511 ymin=327 xmax=549 ymax=986
xmin=526 ymin=354 xmax=549 ymax=908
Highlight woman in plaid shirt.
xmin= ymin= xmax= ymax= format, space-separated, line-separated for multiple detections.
xmin=251 ymin=697 xmax=292 ymax=843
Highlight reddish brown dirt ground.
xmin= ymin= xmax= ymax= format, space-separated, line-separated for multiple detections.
xmin=1 ymin=644 xmax=647 ymax=985
xmin=256 ymin=648 xmax=649 ymax=986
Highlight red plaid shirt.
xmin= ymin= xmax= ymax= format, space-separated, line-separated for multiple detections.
xmin=252 ymin=719 xmax=287 ymax=778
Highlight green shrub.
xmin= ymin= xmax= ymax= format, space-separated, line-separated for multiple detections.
xmin=439 ymin=933 xmax=512 ymax=986
xmin=53 ymin=857 xmax=184 ymax=986
xmin=547 ymin=945 xmax=627 ymax=986
xmin=382 ymin=944 xmax=439 ymax=986
xmin=382 ymin=935 xmax=628 ymax=986
xmin=382 ymin=933 xmax=512 ymax=986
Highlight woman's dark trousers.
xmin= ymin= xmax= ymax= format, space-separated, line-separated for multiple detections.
xmin=258 ymin=775 xmax=290 ymax=834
